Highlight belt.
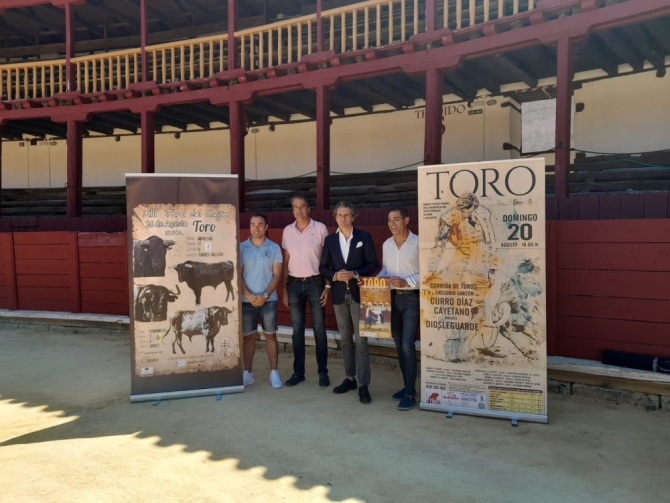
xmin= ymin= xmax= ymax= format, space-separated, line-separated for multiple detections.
xmin=392 ymin=289 xmax=419 ymax=295
xmin=288 ymin=274 xmax=321 ymax=282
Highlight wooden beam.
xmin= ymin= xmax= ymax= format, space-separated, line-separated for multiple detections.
xmin=555 ymin=37 xmax=573 ymax=199
xmin=42 ymin=5 xmax=104 ymax=38
xmin=330 ymin=87 xmax=373 ymax=112
xmin=230 ymin=101 xmax=245 ymax=210
xmin=387 ymin=74 xmax=426 ymax=100
xmin=141 ymin=110 xmax=154 ymax=173
xmin=585 ymin=35 xmax=619 ymax=77
xmin=66 ymin=120 xmax=83 ymax=217
xmin=155 ymin=107 xmax=194 ymax=131
xmin=10 ymin=8 xmax=63 ymax=35
xmin=84 ymin=119 xmax=115 ymax=135
xmin=460 ymin=61 xmax=501 ymax=95
xmin=264 ymin=94 xmax=316 ymax=119
xmin=493 ymin=53 xmax=538 ymax=88
xmin=424 ymin=68 xmax=442 ymax=165
xmin=643 ymin=19 xmax=670 ymax=53
xmin=245 ymin=102 xmax=291 ymax=122
xmin=7 ymin=120 xmax=65 ymax=137
xmin=0 ymin=17 xmax=36 ymax=46
xmin=369 ymin=78 xmax=415 ymax=108
xmin=344 ymin=81 xmax=408 ymax=109
xmin=228 ymin=0 xmax=237 ymax=70
xmin=597 ymin=30 xmax=645 ymax=72
xmin=98 ymin=112 xmax=140 ymax=132
xmin=140 ymin=0 xmax=148 ymax=81
xmin=625 ymin=24 xmax=667 ymax=74
xmin=166 ymin=105 xmax=212 ymax=129
xmin=127 ymin=0 xmax=178 ymax=31
xmin=442 ymin=78 xmax=468 ymax=101
xmin=188 ymin=102 xmax=230 ymax=125
xmin=444 ymin=71 xmax=479 ymax=100
xmin=64 ymin=2 xmax=76 ymax=92
xmin=315 ymin=85 xmax=330 ymax=211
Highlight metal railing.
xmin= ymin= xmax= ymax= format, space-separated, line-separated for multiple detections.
xmin=0 ymin=0 xmax=538 ymax=100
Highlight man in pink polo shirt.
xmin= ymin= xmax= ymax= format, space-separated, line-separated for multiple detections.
xmin=282 ymin=195 xmax=331 ymax=388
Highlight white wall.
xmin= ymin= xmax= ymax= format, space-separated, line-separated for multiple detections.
xmin=1 ymin=70 xmax=668 ymax=188
xmin=574 ymin=71 xmax=670 ymax=155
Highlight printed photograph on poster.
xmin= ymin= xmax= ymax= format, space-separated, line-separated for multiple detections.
xmin=418 ymin=159 xmax=547 ymax=419
xmin=131 ymin=203 xmax=240 ymax=378
xmin=359 ymin=277 xmax=392 ymax=339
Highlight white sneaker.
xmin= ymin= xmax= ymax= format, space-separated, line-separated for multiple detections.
xmin=270 ymin=370 xmax=283 ymax=389
xmin=243 ymin=370 xmax=255 ymax=387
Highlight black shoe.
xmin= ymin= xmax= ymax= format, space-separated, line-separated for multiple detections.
xmin=359 ymin=386 xmax=372 ymax=404
xmin=285 ymin=373 xmax=305 ymax=387
xmin=392 ymin=388 xmax=406 ymax=401
xmin=398 ymin=395 xmax=416 ymax=411
xmin=319 ymin=374 xmax=330 ymax=388
xmin=333 ymin=378 xmax=357 ymax=394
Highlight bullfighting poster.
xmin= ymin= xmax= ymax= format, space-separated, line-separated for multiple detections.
xmin=127 ymin=174 xmax=243 ymax=402
xmin=359 ymin=277 xmax=392 ymax=339
xmin=418 ymin=159 xmax=548 ymax=424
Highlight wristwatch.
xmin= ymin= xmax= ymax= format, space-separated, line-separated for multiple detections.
xmin=354 ymin=271 xmax=360 ymax=280
xmin=264 ymin=292 xmax=270 ymax=300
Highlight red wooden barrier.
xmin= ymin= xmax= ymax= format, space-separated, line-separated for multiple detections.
xmin=552 ymin=219 xmax=670 ymax=360
xmin=1 ymin=217 xmax=669 ymax=362
xmin=78 ymin=232 xmax=129 ymax=316
xmin=0 ymin=233 xmax=18 ymax=310
xmin=13 ymin=231 xmax=80 ymax=313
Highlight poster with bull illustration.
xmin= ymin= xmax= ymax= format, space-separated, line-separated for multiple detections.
xmin=127 ymin=174 xmax=243 ymax=402
xmin=418 ymin=159 xmax=547 ymax=424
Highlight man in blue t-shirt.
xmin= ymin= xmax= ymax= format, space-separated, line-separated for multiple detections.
xmin=240 ymin=213 xmax=284 ymax=388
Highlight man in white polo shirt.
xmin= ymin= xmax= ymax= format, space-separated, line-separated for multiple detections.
xmin=376 ymin=206 xmax=420 ymax=411
xmin=282 ymin=195 xmax=330 ymax=388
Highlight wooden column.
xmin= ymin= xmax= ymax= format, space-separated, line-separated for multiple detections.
xmin=425 ymin=0 xmax=437 ymax=31
xmin=228 ymin=0 xmax=237 ymax=70
xmin=316 ymin=84 xmax=330 ymax=211
xmin=141 ymin=111 xmax=155 ymax=173
xmin=64 ymin=2 xmax=76 ymax=92
xmin=66 ymin=120 xmax=83 ymax=217
xmin=0 ymin=128 xmax=3 ymax=192
xmin=140 ymin=0 xmax=149 ymax=81
xmin=229 ymin=102 xmax=246 ymax=211
xmin=424 ymin=68 xmax=443 ymax=165
xmin=316 ymin=0 xmax=324 ymax=52
xmin=555 ymin=37 xmax=573 ymax=199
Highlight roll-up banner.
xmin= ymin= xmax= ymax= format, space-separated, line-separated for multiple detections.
xmin=127 ymin=174 xmax=244 ymax=403
xmin=418 ymin=159 xmax=547 ymax=424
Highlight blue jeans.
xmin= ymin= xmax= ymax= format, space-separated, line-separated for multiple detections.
xmin=287 ymin=276 xmax=328 ymax=377
xmin=391 ymin=290 xmax=420 ymax=396
xmin=241 ymin=301 xmax=278 ymax=336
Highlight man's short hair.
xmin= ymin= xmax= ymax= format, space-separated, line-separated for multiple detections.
xmin=250 ymin=213 xmax=268 ymax=225
xmin=333 ymin=200 xmax=357 ymax=218
xmin=290 ymin=194 xmax=310 ymax=207
xmin=388 ymin=206 xmax=409 ymax=219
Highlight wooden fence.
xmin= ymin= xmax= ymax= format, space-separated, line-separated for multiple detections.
xmin=0 ymin=0 xmax=540 ymax=100
xmin=0 ymin=217 xmax=668 ymax=362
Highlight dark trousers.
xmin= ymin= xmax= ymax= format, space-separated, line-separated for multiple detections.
xmin=287 ymin=276 xmax=328 ymax=377
xmin=391 ymin=290 xmax=420 ymax=396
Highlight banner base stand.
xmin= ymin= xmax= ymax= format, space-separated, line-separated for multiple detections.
xmin=130 ymin=385 xmax=244 ymax=403
xmin=421 ymin=402 xmax=548 ymax=424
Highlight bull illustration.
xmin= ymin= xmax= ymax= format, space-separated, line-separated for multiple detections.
xmin=134 ymin=284 xmax=181 ymax=323
xmin=171 ymin=261 xmax=235 ymax=305
xmin=133 ymin=236 xmax=175 ymax=277
xmin=165 ymin=306 xmax=234 ymax=354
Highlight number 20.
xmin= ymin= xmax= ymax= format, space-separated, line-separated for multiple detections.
xmin=508 ymin=224 xmax=533 ymax=241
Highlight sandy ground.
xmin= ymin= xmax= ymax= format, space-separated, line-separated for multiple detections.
xmin=1 ymin=327 xmax=668 ymax=503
